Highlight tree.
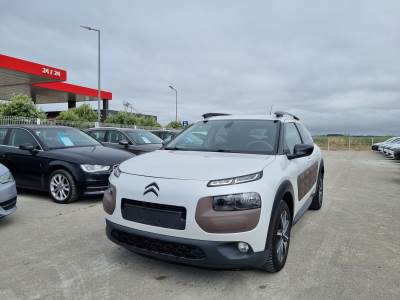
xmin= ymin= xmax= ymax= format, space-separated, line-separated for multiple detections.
xmin=166 ymin=121 xmax=183 ymax=129
xmin=0 ymin=94 xmax=46 ymax=119
xmin=57 ymin=104 xmax=97 ymax=122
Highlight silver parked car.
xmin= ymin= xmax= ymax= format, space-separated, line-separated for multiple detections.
xmin=0 ymin=163 xmax=17 ymax=218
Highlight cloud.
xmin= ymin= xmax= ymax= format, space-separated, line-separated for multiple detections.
xmin=1 ymin=0 xmax=399 ymax=134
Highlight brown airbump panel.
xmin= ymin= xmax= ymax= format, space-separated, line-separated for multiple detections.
xmin=195 ymin=197 xmax=261 ymax=233
xmin=103 ymin=184 xmax=116 ymax=215
xmin=297 ymin=162 xmax=319 ymax=200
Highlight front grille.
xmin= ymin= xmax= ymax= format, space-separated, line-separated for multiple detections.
xmin=111 ymin=229 xmax=205 ymax=259
xmin=121 ymin=199 xmax=186 ymax=230
xmin=1 ymin=197 xmax=16 ymax=211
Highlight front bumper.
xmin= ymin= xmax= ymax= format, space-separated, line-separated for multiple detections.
xmin=0 ymin=182 xmax=17 ymax=217
xmin=394 ymin=151 xmax=400 ymax=160
xmin=0 ymin=197 xmax=17 ymax=217
xmin=79 ymin=172 xmax=110 ymax=195
xmin=106 ymin=220 xmax=268 ymax=269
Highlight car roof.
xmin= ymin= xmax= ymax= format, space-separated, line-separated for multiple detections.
xmin=87 ymin=127 xmax=145 ymax=132
xmin=201 ymin=114 xmax=300 ymax=123
xmin=0 ymin=125 xmax=73 ymax=130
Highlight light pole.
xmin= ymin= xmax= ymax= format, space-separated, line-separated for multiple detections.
xmin=80 ymin=25 xmax=101 ymax=123
xmin=169 ymin=85 xmax=178 ymax=122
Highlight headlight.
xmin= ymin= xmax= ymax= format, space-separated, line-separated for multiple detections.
xmin=213 ymin=192 xmax=261 ymax=211
xmin=80 ymin=164 xmax=110 ymax=173
xmin=113 ymin=165 xmax=121 ymax=178
xmin=207 ymin=171 xmax=263 ymax=187
xmin=0 ymin=171 xmax=14 ymax=184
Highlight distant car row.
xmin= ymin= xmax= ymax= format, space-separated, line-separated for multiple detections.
xmin=371 ymin=137 xmax=400 ymax=159
xmin=0 ymin=125 xmax=178 ymax=209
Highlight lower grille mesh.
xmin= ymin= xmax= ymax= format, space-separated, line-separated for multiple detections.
xmin=1 ymin=197 xmax=16 ymax=211
xmin=111 ymin=229 xmax=205 ymax=260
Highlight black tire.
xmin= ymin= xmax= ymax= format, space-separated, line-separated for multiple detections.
xmin=48 ymin=169 xmax=79 ymax=204
xmin=309 ymin=172 xmax=323 ymax=210
xmin=260 ymin=200 xmax=291 ymax=273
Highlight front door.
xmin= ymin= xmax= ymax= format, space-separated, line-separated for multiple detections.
xmin=283 ymin=123 xmax=315 ymax=207
xmin=4 ymin=128 xmax=44 ymax=188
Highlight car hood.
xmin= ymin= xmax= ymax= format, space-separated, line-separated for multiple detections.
xmin=119 ymin=150 xmax=275 ymax=180
xmin=131 ymin=143 xmax=163 ymax=152
xmin=46 ymin=146 xmax=134 ymax=165
xmin=0 ymin=163 xmax=9 ymax=175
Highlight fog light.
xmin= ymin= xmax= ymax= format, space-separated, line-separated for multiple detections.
xmin=237 ymin=242 xmax=250 ymax=253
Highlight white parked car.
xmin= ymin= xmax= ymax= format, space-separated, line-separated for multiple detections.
xmin=103 ymin=112 xmax=324 ymax=272
xmin=371 ymin=137 xmax=397 ymax=151
xmin=0 ymin=163 xmax=17 ymax=218
xmin=376 ymin=137 xmax=400 ymax=152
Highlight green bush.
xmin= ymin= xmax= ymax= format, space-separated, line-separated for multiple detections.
xmin=0 ymin=94 xmax=46 ymax=119
xmin=166 ymin=121 xmax=183 ymax=129
xmin=57 ymin=104 xmax=97 ymax=122
xmin=105 ymin=111 xmax=161 ymax=128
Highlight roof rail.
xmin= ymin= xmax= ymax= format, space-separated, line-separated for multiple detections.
xmin=274 ymin=111 xmax=300 ymax=121
xmin=202 ymin=113 xmax=231 ymax=119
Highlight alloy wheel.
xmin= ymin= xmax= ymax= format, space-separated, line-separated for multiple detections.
xmin=275 ymin=210 xmax=290 ymax=263
xmin=50 ymin=174 xmax=71 ymax=202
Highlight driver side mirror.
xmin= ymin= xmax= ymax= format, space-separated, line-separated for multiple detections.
xmin=19 ymin=143 xmax=37 ymax=153
xmin=119 ymin=139 xmax=130 ymax=147
xmin=287 ymin=144 xmax=314 ymax=160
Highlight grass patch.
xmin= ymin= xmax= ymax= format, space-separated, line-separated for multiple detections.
xmin=313 ymin=135 xmax=392 ymax=151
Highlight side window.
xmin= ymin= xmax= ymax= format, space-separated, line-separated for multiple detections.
xmin=0 ymin=128 xmax=8 ymax=145
xmin=296 ymin=123 xmax=314 ymax=146
xmin=8 ymin=129 xmax=39 ymax=148
xmin=89 ymin=130 xmax=107 ymax=142
xmin=284 ymin=123 xmax=302 ymax=154
xmin=108 ymin=130 xmax=126 ymax=144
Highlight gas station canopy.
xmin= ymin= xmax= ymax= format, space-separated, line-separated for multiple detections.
xmin=0 ymin=54 xmax=111 ymax=105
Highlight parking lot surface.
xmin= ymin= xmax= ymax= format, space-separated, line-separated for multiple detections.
xmin=0 ymin=151 xmax=399 ymax=300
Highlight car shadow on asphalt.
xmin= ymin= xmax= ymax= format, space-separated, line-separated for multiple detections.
xmin=0 ymin=214 xmax=17 ymax=229
xmin=17 ymin=188 xmax=103 ymax=204
xmin=109 ymin=245 xmax=272 ymax=278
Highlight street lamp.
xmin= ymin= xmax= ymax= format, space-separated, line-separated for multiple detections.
xmin=80 ymin=25 xmax=101 ymax=123
xmin=169 ymin=85 xmax=178 ymax=122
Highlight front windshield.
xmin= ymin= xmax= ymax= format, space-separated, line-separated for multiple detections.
xmin=33 ymin=127 xmax=101 ymax=149
xmin=165 ymin=119 xmax=279 ymax=155
xmin=125 ymin=130 xmax=163 ymax=145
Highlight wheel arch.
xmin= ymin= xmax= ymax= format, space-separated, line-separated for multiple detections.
xmin=45 ymin=161 xmax=80 ymax=189
xmin=265 ymin=180 xmax=295 ymax=249
xmin=319 ymin=158 xmax=325 ymax=177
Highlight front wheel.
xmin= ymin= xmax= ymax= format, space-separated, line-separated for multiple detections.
xmin=48 ymin=170 xmax=78 ymax=204
xmin=309 ymin=172 xmax=323 ymax=210
xmin=260 ymin=200 xmax=292 ymax=272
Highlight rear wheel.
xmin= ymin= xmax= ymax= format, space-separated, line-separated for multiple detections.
xmin=309 ymin=172 xmax=323 ymax=210
xmin=260 ymin=200 xmax=291 ymax=272
xmin=48 ymin=170 xmax=78 ymax=204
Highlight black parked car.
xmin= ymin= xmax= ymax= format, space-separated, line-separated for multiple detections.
xmin=0 ymin=125 xmax=134 ymax=203
xmin=86 ymin=127 xmax=163 ymax=155
xmin=151 ymin=130 xmax=179 ymax=143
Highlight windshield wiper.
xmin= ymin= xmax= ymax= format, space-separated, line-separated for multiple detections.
xmin=164 ymin=147 xmax=185 ymax=150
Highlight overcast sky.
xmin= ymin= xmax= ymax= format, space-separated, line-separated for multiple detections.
xmin=1 ymin=0 xmax=400 ymax=134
